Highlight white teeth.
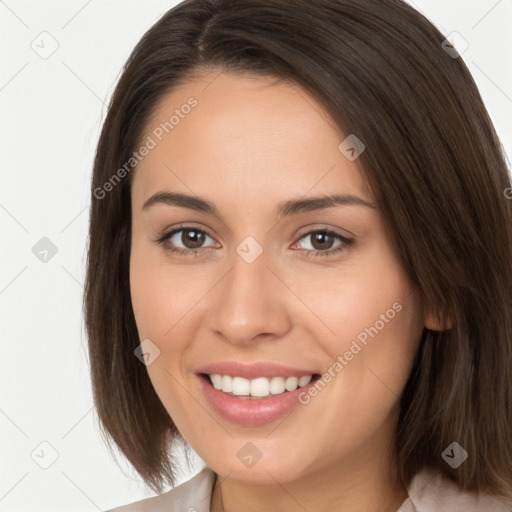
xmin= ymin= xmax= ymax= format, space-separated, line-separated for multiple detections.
xmin=221 ymin=375 xmax=233 ymax=393
xmin=298 ymin=375 xmax=312 ymax=387
xmin=250 ymin=377 xmax=270 ymax=397
xmin=208 ymin=374 xmax=314 ymax=398
xmin=232 ymin=376 xmax=251 ymax=396
xmin=269 ymin=376 xmax=285 ymax=395
xmin=285 ymin=376 xmax=298 ymax=391
xmin=210 ymin=374 xmax=223 ymax=390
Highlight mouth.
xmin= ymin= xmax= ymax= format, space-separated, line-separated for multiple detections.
xmin=199 ymin=373 xmax=322 ymax=399
xmin=195 ymin=363 xmax=322 ymax=426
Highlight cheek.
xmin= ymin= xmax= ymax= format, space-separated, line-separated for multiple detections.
xmin=129 ymin=241 xmax=209 ymax=343
xmin=283 ymin=245 xmax=423 ymax=417
xmin=321 ymin=280 xmax=422 ymax=439
xmin=288 ymin=279 xmax=422 ymax=468
xmin=279 ymin=242 xmax=419 ymax=348
xmin=129 ymin=243 xmax=216 ymax=414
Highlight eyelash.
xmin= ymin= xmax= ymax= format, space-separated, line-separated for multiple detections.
xmin=154 ymin=224 xmax=354 ymax=259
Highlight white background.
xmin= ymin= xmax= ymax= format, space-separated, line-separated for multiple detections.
xmin=1 ymin=1 xmax=511 ymax=510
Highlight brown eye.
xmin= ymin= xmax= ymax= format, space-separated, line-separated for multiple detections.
xmin=156 ymin=226 xmax=218 ymax=255
xmin=309 ymin=232 xmax=337 ymax=251
xmin=180 ymin=229 xmax=206 ymax=249
xmin=296 ymin=230 xmax=354 ymax=258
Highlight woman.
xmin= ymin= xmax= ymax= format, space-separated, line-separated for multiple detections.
xmin=84 ymin=0 xmax=512 ymax=510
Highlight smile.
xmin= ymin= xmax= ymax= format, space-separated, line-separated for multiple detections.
xmin=207 ymin=374 xmax=314 ymax=398
xmin=195 ymin=362 xmax=322 ymax=426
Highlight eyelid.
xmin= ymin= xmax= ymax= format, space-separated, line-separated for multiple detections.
xmin=155 ymin=223 xmax=218 ymax=247
xmin=155 ymin=223 xmax=354 ymax=257
xmin=291 ymin=228 xmax=353 ymax=255
xmin=293 ymin=223 xmax=355 ymax=240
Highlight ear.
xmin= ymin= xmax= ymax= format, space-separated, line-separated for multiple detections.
xmin=424 ymin=305 xmax=454 ymax=331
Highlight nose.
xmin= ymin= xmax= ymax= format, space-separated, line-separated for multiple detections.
xmin=208 ymin=247 xmax=292 ymax=346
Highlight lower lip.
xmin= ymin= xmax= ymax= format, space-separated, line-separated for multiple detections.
xmin=197 ymin=375 xmax=318 ymax=427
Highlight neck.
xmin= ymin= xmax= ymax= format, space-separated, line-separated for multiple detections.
xmin=210 ymin=442 xmax=409 ymax=512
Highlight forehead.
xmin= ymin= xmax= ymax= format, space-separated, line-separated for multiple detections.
xmin=131 ymin=71 xmax=372 ymax=211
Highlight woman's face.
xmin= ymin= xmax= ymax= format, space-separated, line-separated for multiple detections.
xmin=130 ymin=71 xmax=427 ymax=483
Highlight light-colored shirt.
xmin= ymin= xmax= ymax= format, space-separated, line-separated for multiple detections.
xmin=106 ymin=465 xmax=511 ymax=511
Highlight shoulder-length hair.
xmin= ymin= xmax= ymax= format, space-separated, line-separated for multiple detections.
xmin=84 ymin=0 xmax=512 ymax=499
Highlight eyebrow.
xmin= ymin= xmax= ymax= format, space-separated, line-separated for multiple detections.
xmin=142 ymin=191 xmax=377 ymax=217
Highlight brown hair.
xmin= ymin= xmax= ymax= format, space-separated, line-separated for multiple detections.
xmin=84 ymin=0 xmax=512 ymax=500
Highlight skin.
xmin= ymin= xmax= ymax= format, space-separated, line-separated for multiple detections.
xmin=129 ymin=70 xmax=443 ymax=512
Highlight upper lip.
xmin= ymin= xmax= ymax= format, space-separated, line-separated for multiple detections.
xmin=195 ymin=361 xmax=319 ymax=380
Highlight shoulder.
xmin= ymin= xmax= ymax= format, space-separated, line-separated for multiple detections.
xmin=104 ymin=465 xmax=511 ymax=512
xmin=105 ymin=466 xmax=216 ymax=512
xmin=403 ymin=467 xmax=511 ymax=512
